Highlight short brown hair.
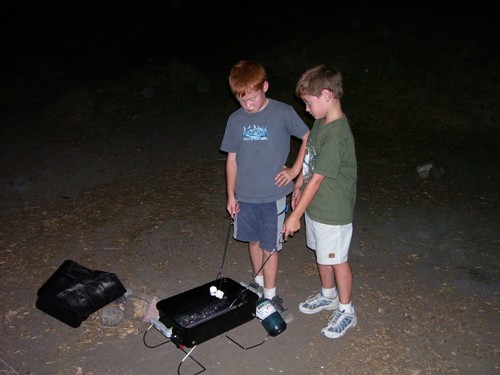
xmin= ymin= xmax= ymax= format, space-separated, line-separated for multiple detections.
xmin=296 ymin=64 xmax=343 ymax=99
xmin=229 ymin=60 xmax=267 ymax=98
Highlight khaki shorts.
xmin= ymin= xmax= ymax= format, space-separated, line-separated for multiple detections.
xmin=305 ymin=212 xmax=352 ymax=265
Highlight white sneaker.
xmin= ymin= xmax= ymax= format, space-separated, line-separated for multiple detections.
xmin=321 ymin=306 xmax=357 ymax=339
xmin=299 ymin=292 xmax=339 ymax=314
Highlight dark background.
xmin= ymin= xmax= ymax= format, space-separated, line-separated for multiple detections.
xmin=2 ymin=0 xmax=497 ymax=118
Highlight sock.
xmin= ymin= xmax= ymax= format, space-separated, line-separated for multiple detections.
xmin=339 ymin=302 xmax=353 ymax=314
xmin=321 ymin=287 xmax=338 ymax=300
xmin=264 ymin=287 xmax=276 ymax=299
xmin=254 ymin=275 xmax=264 ymax=287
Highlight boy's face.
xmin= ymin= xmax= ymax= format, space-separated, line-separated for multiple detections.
xmin=237 ymin=81 xmax=269 ymax=113
xmin=301 ymin=89 xmax=335 ymax=120
xmin=301 ymin=94 xmax=327 ymax=120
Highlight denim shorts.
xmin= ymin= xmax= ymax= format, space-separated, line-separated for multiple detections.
xmin=233 ymin=197 xmax=286 ymax=252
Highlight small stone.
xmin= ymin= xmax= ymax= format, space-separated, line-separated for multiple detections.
xmin=125 ymin=296 xmax=148 ymax=320
xmin=100 ymin=305 xmax=124 ymax=327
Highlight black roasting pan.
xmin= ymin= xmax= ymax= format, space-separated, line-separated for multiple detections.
xmin=157 ymin=277 xmax=258 ymax=348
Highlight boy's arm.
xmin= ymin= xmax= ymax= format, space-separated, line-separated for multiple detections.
xmin=225 ymin=152 xmax=240 ymax=218
xmin=275 ymin=131 xmax=310 ymax=187
xmin=282 ymin=172 xmax=324 ymax=240
xmin=291 ymin=173 xmax=304 ymax=209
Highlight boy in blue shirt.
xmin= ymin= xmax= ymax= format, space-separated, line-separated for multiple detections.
xmin=221 ymin=60 xmax=309 ymax=322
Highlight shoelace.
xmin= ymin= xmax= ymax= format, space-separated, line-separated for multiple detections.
xmin=328 ymin=310 xmax=343 ymax=323
xmin=327 ymin=311 xmax=353 ymax=332
xmin=305 ymin=293 xmax=331 ymax=307
xmin=301 ymin=294 xmax=317 ymax=306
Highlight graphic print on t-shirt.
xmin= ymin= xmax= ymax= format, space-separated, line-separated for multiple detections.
xmin=242 ymin=125 xmax=268 ymax=141
xmin=303 ymin=144 xmax=317 ymax=183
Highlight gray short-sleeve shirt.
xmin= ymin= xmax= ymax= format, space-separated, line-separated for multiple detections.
xmin=221 ymin=99 xmax=309 ymax=203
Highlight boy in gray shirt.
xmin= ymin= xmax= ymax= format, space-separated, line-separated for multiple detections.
xmin=221 ymin=60 xmax=309 ymax=321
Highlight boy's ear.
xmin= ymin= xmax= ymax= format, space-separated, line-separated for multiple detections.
xmin=263 ymin=81 xmax=269 ymax=93
xmin=321 ymin=89 xmax=333 ymax=101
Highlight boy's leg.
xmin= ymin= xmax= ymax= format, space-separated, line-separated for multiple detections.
xmin=248 ymin=241 xmax=278 ymax=289
xmin=238 ymin=241 xmax=264 ymax=297
xmin=310 ymin=218 xmax=352 ymax=301
xmin=262 ymin=249 xmax=278 ymax=290
xmin=299 ymin=214 xmax=341 ymax=314
xmin=317 ymin=263 xmax=336 ymax=289
xmin=250 ymin=241 xmax=292 ymax=322
xmin=332 ymin=261 xmax=352 ymax=305
xmin=236 ymin=203 xmax=267 ymax=294
xmin=299 ymin=263 xmax=339 ymax=314
xmin=245 ymin=200 xmax=292 ymax=322
xmin=249 ymin=241 xmax=264 ymax=277
xmin=255 ymin=197 xmax=284 ymax=292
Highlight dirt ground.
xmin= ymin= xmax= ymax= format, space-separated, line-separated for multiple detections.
xmin=1 ymin=2 xmax=498 ymax=375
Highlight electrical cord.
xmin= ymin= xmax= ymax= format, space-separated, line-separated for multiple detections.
xmin=143 ymin=323 xmax=170 ymax=349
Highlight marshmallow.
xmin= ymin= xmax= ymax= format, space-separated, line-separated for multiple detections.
xmin=215 ymin=290 xmax=224 ymax=299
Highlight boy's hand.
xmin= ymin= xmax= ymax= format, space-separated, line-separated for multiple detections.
xmin=275 ymin=167 xmax=296 ymax=187
xmin=226 ymin=197 xmax=240 ymax=219
xmin=282 ymin=216 xmax=300 ymax=241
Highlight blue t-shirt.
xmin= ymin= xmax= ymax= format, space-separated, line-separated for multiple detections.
xmin=221 ymin=99 xmax=309 ymax=203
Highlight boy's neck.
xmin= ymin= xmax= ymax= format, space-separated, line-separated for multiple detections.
xmin=258 ymin=98 xmax=269 ymax=112
xmin=323 ymin=106 xmax=344 ymax=124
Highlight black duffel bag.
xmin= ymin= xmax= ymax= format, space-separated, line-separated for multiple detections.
xmin=36 ymin=260 xmax=127 ymax=328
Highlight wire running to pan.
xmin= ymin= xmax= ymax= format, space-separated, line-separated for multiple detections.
xmin=215 ymin=218 xmax=283 ymax=309
xmin=214 ymin=218 xmax=233 ymax=286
